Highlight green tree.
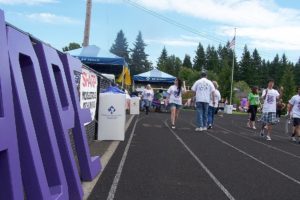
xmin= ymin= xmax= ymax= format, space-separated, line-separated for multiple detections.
xmin=269 ymin=54 xmax=280 ymax=82
xmin=294 ymin=58 xmax=300 ymax=86
xmin=193 ymin=42 xmax=205 ymax=71
xmin=251 ymin=49 xmax=262 ymax=87
xmin=239 ymin=45 xmax=255 ymax=86
xmin=205 ymin=45 xmax=219 ymax=72
xmin=165 ymin=55 xmax=182 ymax=77
xmin=178 ymin=67 xmax=199 ymax=87
xmin=130 ymin=31 xmax=152 ymax=75
xmin=182 ymin=54 xmax=192 ymax=68
xmin=281 ymin=66 xmax=296 ymax=102
xmin=157 ymin=46 xmax=168 ymax=72
xmin=110 ymin=30 xmax=130 ymax=62
xmin=62 ymin=42 xmax=81 ymax=52
xmin=218 ymin=62 xmax=232 ymax=100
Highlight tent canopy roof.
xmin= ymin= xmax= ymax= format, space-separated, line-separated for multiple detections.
xmin=68 ymin=45 xmax=126 ymax=66
xmin=133 ymin=69 xmax=176 ymax=83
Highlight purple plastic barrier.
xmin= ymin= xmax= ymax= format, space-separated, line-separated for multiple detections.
xmin=0 ymin=10 xmax=23 ymax=200
xmin=60 ymin=53 xmax=101 ymax=180
xmin=34 ymin=43 xmax=83 ymax=200
xmin=7 ymin=27 xmax=69 ymax=199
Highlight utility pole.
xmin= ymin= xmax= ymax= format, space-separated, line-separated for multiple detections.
xmin=83 ymin=0 xmax=92 ymax=47
xmin=229 ymin=28 xmax=236 ymax=105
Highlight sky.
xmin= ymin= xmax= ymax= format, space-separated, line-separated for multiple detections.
xmin=1 ymin=0 xmax=300 ymax=66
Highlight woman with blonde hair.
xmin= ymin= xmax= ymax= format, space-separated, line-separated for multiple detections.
xmin=142 ymin=84 xmax=154 ymax=115
xmin=208 ymin=81 xmax=221 ymax=129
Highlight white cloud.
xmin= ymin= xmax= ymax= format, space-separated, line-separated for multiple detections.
xmin=146 ymin=35 xmax=200 ymax=47
xmin=25 ymin=13 xmax=80 ymax=25
xmin=125 ymin=0 xmax=300 ymax=51
xmin=0 ymin=0 xmax=58 ymax=5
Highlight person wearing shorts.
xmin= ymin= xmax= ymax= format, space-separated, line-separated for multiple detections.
xmin=247 ymin=86 xmax=260 ymax=129
xmin=167 ymin=78 xmax=186 ymax=129
xmin=260 ymin=79 xmax=282 ymax=140
xmin=288 ymin=86 xmax=300 ymax=142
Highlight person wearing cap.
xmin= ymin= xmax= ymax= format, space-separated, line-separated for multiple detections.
xmin=191 ymin=71 xmax=216 ymax=131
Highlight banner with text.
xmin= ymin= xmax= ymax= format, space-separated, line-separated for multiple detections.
xmin=80 ymin=67 xmax=98 ymax=121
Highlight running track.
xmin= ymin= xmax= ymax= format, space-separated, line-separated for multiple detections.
xmin=88 ymin=111 xmax=300 ymax=200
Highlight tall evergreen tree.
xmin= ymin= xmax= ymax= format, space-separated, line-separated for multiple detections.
xmin=251 ymin=49 xmax=262 ymax=87
xmin=218 ymin=61 xmax=232 ymax=100
xmin=165 ymin=55 xmax=182 ymax=77
xmin=193 ymin=42 xmax=205 ymax=71
xmin=281 ymin=66 xmax=296 ymax=102
xmin=294 ymin=58 xmax=300 ymax=86
xmin=269 ymin=54 xmax=280 ymax=82
xmin=157 ymin=46 xmax=168 ymax=72
xmin=239 ymin=45 xmax=254 ymax=86
xmin=110 ymin=30 xmax=130 ymax=62
xmin=182 ymin=54 xmax=192 ymax=68
xmin=130 ymin=31 xmax=151 ymax=75
xmin=205 ymin=45 xmax=219 ymax=73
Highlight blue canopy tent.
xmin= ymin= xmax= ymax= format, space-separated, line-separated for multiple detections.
xmin=133 ymin=69 xmax=176 ymax=84
xmin=68 ymin=45 xmax=131 ymax=85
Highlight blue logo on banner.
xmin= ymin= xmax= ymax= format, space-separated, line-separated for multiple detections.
xmin=108 ymin=106 xmax=116 ymax=114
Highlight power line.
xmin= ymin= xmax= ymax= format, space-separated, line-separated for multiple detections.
xmin=123 ymin=0 xmax=228 ymax=44
xmin=123 ymin=0 xmax=286 ymax=61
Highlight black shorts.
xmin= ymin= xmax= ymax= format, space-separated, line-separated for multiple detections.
xmin=293 ymin=118 xmax=300 ymax=127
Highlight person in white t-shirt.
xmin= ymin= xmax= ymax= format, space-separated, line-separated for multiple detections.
xmin=207 ymin=81 xmax=221 ymax=129
xmin=287 ymin=86 xmax=300 ymax=142
xmin=191 ymin=71 xmax=215 ymax=131
xmin=260 ymin=79 xmax=282 ymax=140
xmin=142 ymin=84 xmax=154 ymax=115
xmin=167 ymin=78 xmax=186 ymax=129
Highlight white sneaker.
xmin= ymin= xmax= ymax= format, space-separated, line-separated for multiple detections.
xmin=266 ymin=135 xmax=272 ymax=141
xmin=291 ymin=137 xmax=297 ymax=142
xmin=203 ymin=127 xmax=207 ymax=131
xmin=195 ymin=127 xmax=202 ymax=131
xmin=252 ymin=126 xmax=257 ymax=130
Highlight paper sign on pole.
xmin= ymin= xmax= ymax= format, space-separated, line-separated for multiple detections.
xmin=79 ymin=68 xmax=98 ymax=121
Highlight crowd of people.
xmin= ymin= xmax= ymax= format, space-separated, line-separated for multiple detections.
xmin=138 ymin=72 xmax=300 ymax=143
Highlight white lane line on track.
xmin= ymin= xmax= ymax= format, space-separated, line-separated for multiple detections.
xmin=106 ymin=117 xmax=139 ymax=200
xmin=214 ymin=124 xmax=300 ymax=160
xmin=164 ymin=120 xmax=236 ymax=200
xmin=190 ymin=122 xmax=300 ymax=185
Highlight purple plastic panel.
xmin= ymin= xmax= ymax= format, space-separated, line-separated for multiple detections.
xmin=34 ymin=43 xmax=83 ymax=200
xmin=60 ymin=53 xmax=101 ymax=180
xmin=7 ymin=27 xmax=69 ymax=199
xmin=0 ymin=10 xmax=23 ymax=200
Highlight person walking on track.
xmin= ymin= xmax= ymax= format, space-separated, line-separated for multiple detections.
xmin=167 ymin=78 xmax=186 ymax=129
xmin=287 ymin=86 xmax=300 ymax=142
xmin=247 ymin=86 xmax=260 ymax=129
xmin=260 ymin=79 xmax=283 ymax=141
xmin=208 ymin=81 xmax=221 ymax=129
xmin=191 ymin=71 xmax=215 ymax=131
xmin=142 ymin=84 xmax=154 ymax=115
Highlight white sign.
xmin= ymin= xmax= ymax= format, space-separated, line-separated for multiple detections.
xmin=80 ymin=68 xmax=98 ymax=120
xmin=98 ymin=93 xmax=126 ymax=141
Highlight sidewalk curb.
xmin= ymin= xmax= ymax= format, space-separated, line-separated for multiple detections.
xmin=82 ymin=114 xmax=136 ymax=200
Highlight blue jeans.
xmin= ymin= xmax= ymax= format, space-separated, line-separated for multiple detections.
xmin=196 ymin=102 xmax=209 ymax=128
xmin=208 ymin=106 xmax=216 ymax=125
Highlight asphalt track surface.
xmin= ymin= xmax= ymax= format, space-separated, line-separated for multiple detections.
xmin=88 ymin=111 xmax=300 ymax=200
